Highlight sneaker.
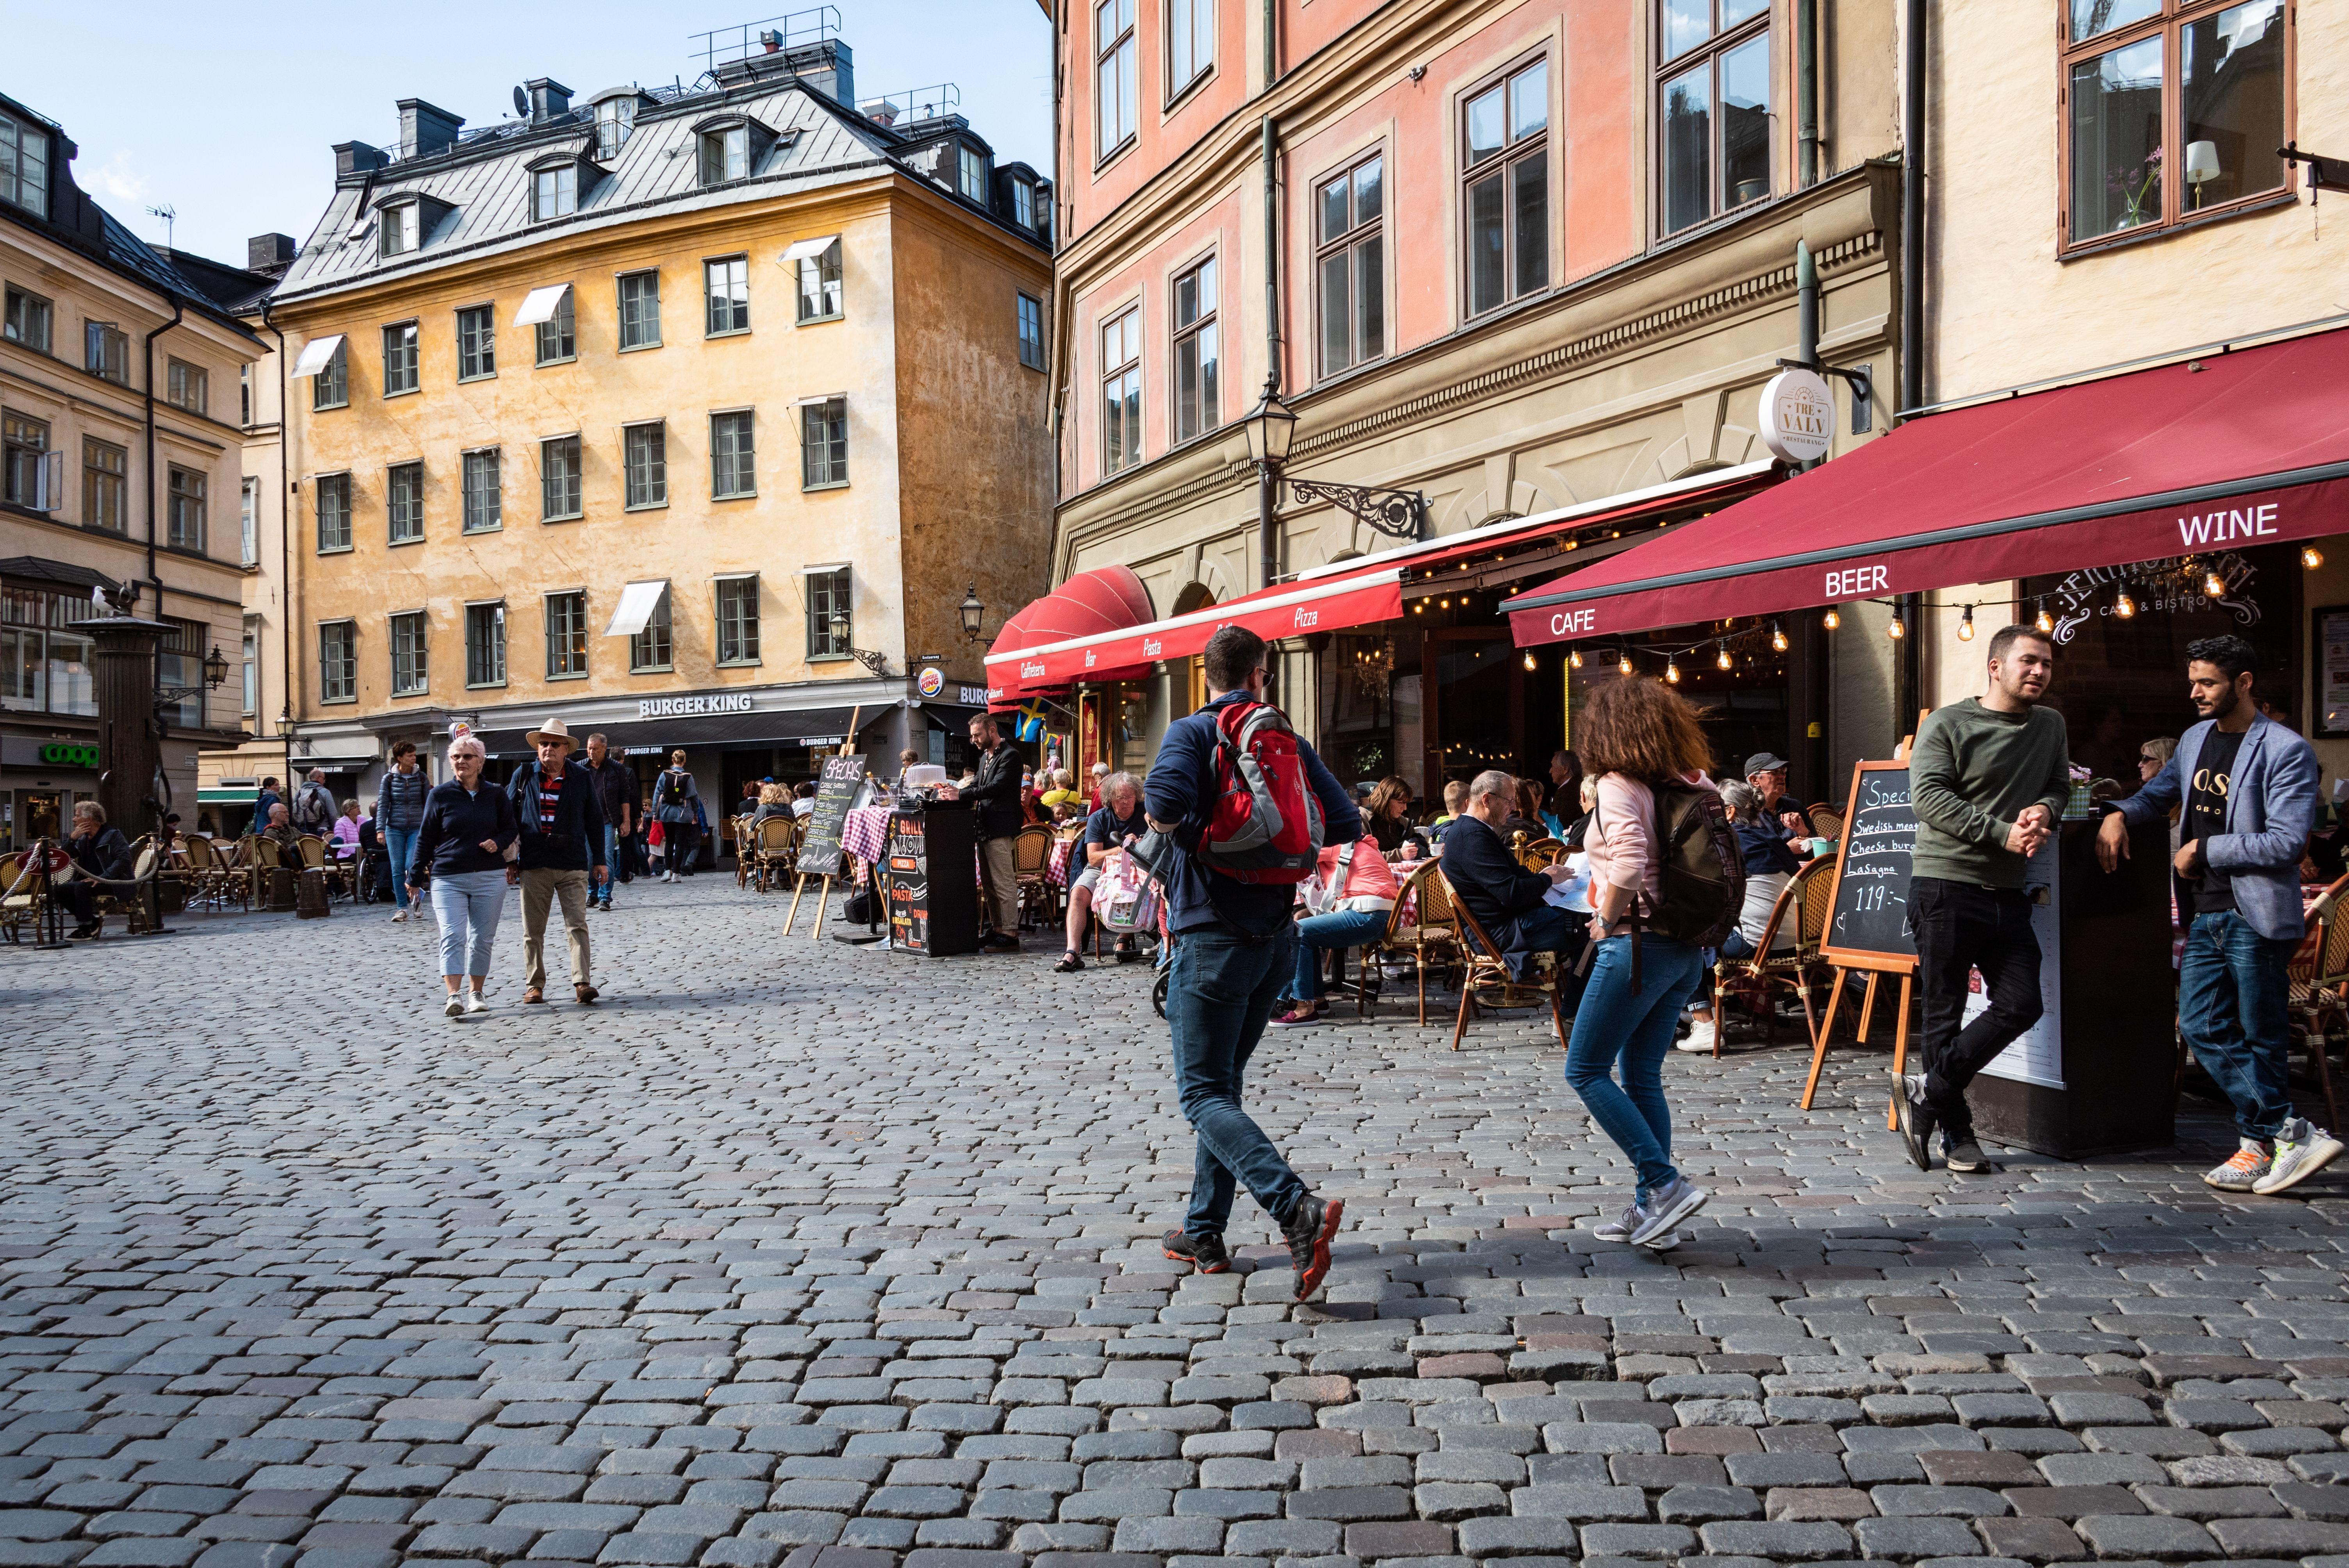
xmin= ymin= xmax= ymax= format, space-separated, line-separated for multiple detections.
xmin=2251 ymin=1118 xmax=2345 ymax=1195
xmin=1162 ymin=1229 xmax=1231 ymax=1274
xmin=1281 ymin=1193 xmax=1345 ymax=1301
xmin=1629 ymin=1175 xmax=1707 ymax=1247
xmin=443 ymin=994 xmax=465 ymax=1019
xmin=1677 ymin=1017 xmax=1716 ymax=1053
xmin=1893 ymin=1071 xmax=1937 ymax=1172
xmin=1591 ymin=1202 xmax=1676 ymax=1248
xmin=2203 ymin=1139 xmax=2273 ymax=1192
xmin=390 ymin=909 xmax=408 ymax=924
xmin=1269 ymin=1001 xmax=1322 ymax=1027
xmin=1941 ymin=1133 xmax=1999 ymax=1174
xmin=464 ymin=991 xmax=488 ymax=1015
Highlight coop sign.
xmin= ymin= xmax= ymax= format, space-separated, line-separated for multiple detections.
xmin=40 ymin=743 xmax=100 ymax=769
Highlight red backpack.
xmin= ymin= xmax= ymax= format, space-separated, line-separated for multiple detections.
xmin=1196 ymin=700 xmax=1325 ymax=884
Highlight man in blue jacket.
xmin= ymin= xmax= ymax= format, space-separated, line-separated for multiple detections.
xmin=1145 ymin=626 xmax=1360 ymax=1301
xmin=2100 ymin=633 xmax=2336 ymax=1195
xmin=508 ymin=717 xmax=609 ymax=1005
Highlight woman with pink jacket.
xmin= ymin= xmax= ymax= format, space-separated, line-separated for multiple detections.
xmin=1269 ymin=832 xmax=1401 ymax=1026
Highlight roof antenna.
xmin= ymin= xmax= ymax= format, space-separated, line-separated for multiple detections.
xmin=145 ymin=203 xmax=175 ymax=250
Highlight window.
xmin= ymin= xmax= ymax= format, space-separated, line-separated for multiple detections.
xmin=801 ymin=400 xmax=847 ymax=488
xmin=1169 ymin=0 xmax=1215 ymax=97
xmin=595 ymin=96 xmax=636 ymax=159
xmin=618 ymin=270 xmax=661 ymax=348
xmin=456 ymin=305 xmax=495 ymax=379
xmin=318 ymin=620 xmax=357 ymax=703
xmin=167 ymin=465 xmax=206 ymax=552
xmin=315 ymin=473 xmax=352 ymax=552
xmin=465 ymin=601 xmax=506 ymax=687
xmin=958 ymin=146 xmax=988 ymax=202
xmin=1316 ymin=154 xmax=1386 ymax=374
xmin=624 ymin=422 xmax=667 ymax=508
xmin=1 ymin=585 xmax=97 ymax=715
xmin=2 ymin=412 xmax=50 ymax=510
xmin=241 ymin=615 xmax=259 ymax=715
xmin=712 ymin=411 xmax=757 ymax=497
xmin=630 ymin=587 xmax=672 ymax=672
xmin=240 ymin=476 xmax=258 ymax=565
xmin=541 ymin=435 xmax=582 ymax=520
xmin=1659 ymin=0 xmax=1770 ymax=235
xmin=705 ymin=255 xmax=750 ymax=336
xmin=806 ymin=567 xmax=852 ymax=659
xmin=700 ymin=125 xmax=750 ymax=185
xmin=534 ymin=290 xmax=574 ymax=364
xmin=1011 ymin=177 xmax=1037 ymax=231
xmin=532 ymin=163 xmax=578 ymax=221
xmin=545 ymin=590 xmax=588 ymax=677
xmin=390 ymin=611 xmax=428 ymax=696
xmin=382 ymin=321 xmax=419 ymax=394
xmin=85 ymin=320 xmax=128 ymax=383
xmin=1018 ymin=292 xmax=1046 ymax=370
xmin=0 ymin=109 xmax=50 ymax=216
xmin=1465 ymin=59 xmax=1551 ymax=312
xmin=796 ymin=241 xmax=842 ymax=323
xmin=312 ymin=339 xmax=348 ymax=409
xmin=1096 ymin=0 xmax=1137 ymax=159
xmin=379 ymin=201 xmax=422 ymax=258
xmin=240 ymin=364 xmax=250 ymax=425
xmin=386 ymin=461 xmax=422 ymax=544
xmin=1172 ymin=257 xmax=1219 ymax=442
xmin=717 ymin=576 xmax=760 ymax=665
xmin=166 ymin=358 xmax=207 ymax=415
xmin=3 ymin=285 xmax=51 ymax=352
xmin=85 ymin=438 xmax=126 ymax=533
xmin=1100 ymin=305 xmax=1142 ymax=473
xmin=462 ymin=448 xmax=501 ymax=532
xmin=159 ymin=618 xmax=208 ymax=730
xmin=2064 ymin=0 xmax=2287 ymax=246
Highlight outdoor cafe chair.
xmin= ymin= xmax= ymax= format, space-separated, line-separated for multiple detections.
xmin=1438 ymin=868 xmax=1570 ymax=1052
xmin=752 ymin=816 xmax=798 ymax=893
xmin=1351 ymin=859 xmax=1454 ymax=1025
xmin=1013 ymin=824 xmax=1057 ymax=929
xmin=179 ymin=832 xmax=242 ymax=912
xmin=1714 ymin=855 xmax=1836 ymax=1065
xmin=1516 ymin=836 xmax=1566 ymax=871
xmin=2283 ymin=871 xmax=2349 ymax=1131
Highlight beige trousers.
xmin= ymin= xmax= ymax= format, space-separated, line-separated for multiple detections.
xmin=979 ymin=836 xmax=1022 ymax=934
xmin=520 ymin=868 xmax=592 ymax=991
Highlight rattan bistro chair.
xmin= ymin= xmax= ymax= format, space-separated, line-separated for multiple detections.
xmin=752 ymin=815 xmax=799 ymax=893
xmin=2284 ymin=873 xmax=2349 ymax=1131
xmin=1516 ymin=836 xmax=1567 ymax=871
xmin=1715 ymin=855 xmax=1836 ymax=1061
xmin=1012 ymin=825 xmax=1057 ymax=930
xmin=179 ymin=833 xmax=241 ymax=912
xmin=1353 ymin=860 xmax=1449 ymax=1025
xmin=1438 ymin=868 xmax=1572 ymax=1052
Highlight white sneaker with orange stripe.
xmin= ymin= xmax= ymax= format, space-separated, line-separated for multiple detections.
xmin=2203 ymin=1139 xmax=2272 ymax=1192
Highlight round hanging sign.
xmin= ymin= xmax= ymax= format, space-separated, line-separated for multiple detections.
xmin=1759 ymin=368 xmax=1835 ymax=464
xmin=916 ymin=666 xmax=945 ymax=698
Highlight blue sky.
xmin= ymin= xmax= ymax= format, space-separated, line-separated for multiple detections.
xmin=7 ymin=0 xmax=1053 ymax=267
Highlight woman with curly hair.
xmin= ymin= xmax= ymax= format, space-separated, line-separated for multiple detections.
xmin=1570 ymin=674 xmax=1719 ymax=1252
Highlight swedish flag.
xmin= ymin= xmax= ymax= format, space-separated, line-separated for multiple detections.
xmin=1012 ymin=698 xmax=1050 ymax=742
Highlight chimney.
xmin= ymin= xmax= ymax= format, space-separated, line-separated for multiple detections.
xmin=525 ymin=78 xmax=574 ymax=124
xmin=863 ymin=100 xmax=898 ymax=127
xmin=715 ymin=36 xmax=854 ymax=106
xmin=397 ymin=98 xmax=464 ymax=159
xmin=247 ymin=233 xmax=296 ymax=272
xmin=333 ymin=141 xmax=389 ymax=179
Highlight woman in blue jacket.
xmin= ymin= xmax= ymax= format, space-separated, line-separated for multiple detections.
xmin=408 ymin=733 xmax=519 ymax=1017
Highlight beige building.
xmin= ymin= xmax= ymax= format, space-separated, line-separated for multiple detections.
xmin=0 ymin=91 xmax=267 ymax=851
xmin=260 ymin=36 xmax=1052 ymax=815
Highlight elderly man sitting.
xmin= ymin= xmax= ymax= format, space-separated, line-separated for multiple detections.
xmin=259 ymin=801 xmax=303 ymax=861
xmin=55 ymin=800 xmax=134 ymax=939
xmin=1056 ymin=770 xmax=1147 ymax=972
xmin=1441 ymin=769 xmax=1579 ymax=976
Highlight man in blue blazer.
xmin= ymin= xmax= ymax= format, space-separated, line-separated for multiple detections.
xmin=2100 ymin=633 xmax=2336 ymax=1196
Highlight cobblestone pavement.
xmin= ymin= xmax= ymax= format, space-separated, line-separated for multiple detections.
xmin=5 ymin=879 xmax=2349 ymax=1568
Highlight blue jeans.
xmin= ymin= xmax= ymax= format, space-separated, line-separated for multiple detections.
xmin=385 ymin=828 xmax=421 ymax=911
xmin=1290 ymin=908 xmax=1388 ymax=1000
xmin=1564 ymin=934 xmax=1705 ymax=1201
xmin=1168 ymin=924 xmax=1308 ymax=1236
xmin=2180 ymin=908 xmax=2300 ymax=1141
xmin=598 ymin=827 xmax=620 ymax=903
xmin=430 ymin=869 xmax=508 ymax=979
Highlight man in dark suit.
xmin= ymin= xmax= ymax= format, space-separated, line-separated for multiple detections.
xmin=1442 ymin=769 xmax=1578 ymax=978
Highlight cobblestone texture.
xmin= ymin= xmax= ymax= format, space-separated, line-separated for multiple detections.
xmin=3 ymin=887 xmax=2348 ymax=1568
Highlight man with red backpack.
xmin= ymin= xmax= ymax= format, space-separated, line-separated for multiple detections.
xmin=1143 ymin=626 xmax=1361 ymax=1301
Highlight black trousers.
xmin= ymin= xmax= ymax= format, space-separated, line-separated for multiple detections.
xmin=1911 ymin=877 xmax=2044 ymax=1134
xmin=55 ymin=883 xmax=99 ymax=924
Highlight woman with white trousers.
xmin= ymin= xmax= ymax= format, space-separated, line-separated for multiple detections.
xmin=407 ymin=734 xmax=520 ymax=1017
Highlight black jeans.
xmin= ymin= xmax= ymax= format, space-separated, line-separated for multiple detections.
xmin=1911 ymin=877 xmax=2044 ymax=1135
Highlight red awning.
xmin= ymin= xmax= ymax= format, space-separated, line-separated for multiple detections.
xmin=990 ymin=564 xmax=1155 ymax=653
xmin=988 ymin=462 xmax=1777 ymax=699
xmin=1509 ymin=325 xmax=2349 ymax=645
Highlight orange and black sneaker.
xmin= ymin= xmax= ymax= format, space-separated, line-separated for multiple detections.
xmin=1282 ymin=1194 xmax=1345 ymax=1301
xmin=2203 ymin=1140 xmax=2272 ymax=1192
xmin=1162 ymin=1229 xmax=1230 ymax=1274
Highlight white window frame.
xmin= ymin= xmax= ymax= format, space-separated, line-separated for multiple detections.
xmin=464 ymin=599 xmax=508 ymax=689
xmin=1095 ymin=0 xmax=1138 ymax=161
xmin=704 ymin=254 xmax=751 ymax=337
xmin=545 ymin=589 xmax=589 ymax=679
xmin=462 ymin=447 xmax=502 ymax=533
xmin=389 ymin=610 xmax=429 ymax=697
xmin=532 ymin=162 xmax=578 ymax=221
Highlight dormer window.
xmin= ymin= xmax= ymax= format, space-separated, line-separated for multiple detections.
xmin=702 ymin=125 xmax=749 ymax=184
xmin=381 ymin=201 xmax=421 ymax=257
xmin=595 ymin=96 xmax=636 ymax=159
xmin=1011 ymin=176 xmax=1035 ymax=230
xmin=957 ymin=146 xmax=988 ymax=202
xmin=533 ymin=162 xmax=577 ymax=220
xmin=0 ymin=108 xmax=48 ymax=217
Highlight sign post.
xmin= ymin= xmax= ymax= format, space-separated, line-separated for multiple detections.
xmin=1804 ymin=759 xmax=1922 ymax=1126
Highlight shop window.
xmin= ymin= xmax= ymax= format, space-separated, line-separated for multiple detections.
xmin=545 ymin=590 xmax=587 ymax=677
xmin=1171 ymin=256 xmax=1218 ymax=443
xmin=390 ymin=610 xmax=428 ymax=696
xmin=806 ymin=567 xmax=851 ymax=659
xmin=2064 ymin=0 xmax=2287 ymax=248
xmin=318 ymin=620 xmax=356 ymax=703
xmin=462 ymin=448 xmax=502 ymax=533
xmin=712 ymin=410 xmax=757 ymax=497
xmin=1096 ymin=0 xmax=1137 ymax=160
xmin=1658 ymin=0 xmax=1770 ymax=235
xmin=1101 ymin=304 xmax=1141 ymax=474
xmin=386 ymin=461 xmax=422 ymax=545
xmin=85 ymin=438 xmax=126 ymax=533
xmin=624 ymin=421 xmax=667 ymax=508
xmin=1316 ymin=151 xmax=1385 ymax=374
xmin=315 ymin=472 xmax=352 ymax=552
xmin=1 ymin=584 xmax=99 ymax=716
xmin=800 ymin=401 xmax=845 ymax=489
xmin=382 ymin=321 xmax=419 ymax=395
xmin=541 ymin=435 xmax=583 ymax=520
xmin=465 ymin=601 xmax=506 ymax=688
xmin=717 ymin=575 xmax=760 ymax=665
xmin=618 ymin=269 xmax=661 ymax=348
xmin=167 ymin=465 xmax=207 ymax=552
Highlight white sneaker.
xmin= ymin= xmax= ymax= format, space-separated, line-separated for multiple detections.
xmin=1630 ymin=1176 xmax=1708 ymax=1247
xmin=390 ymin=909 xmax=408 ymax=923
xmin=2252 ymin=1119 xmax=2344 ymax=1195
xmin=1592 ymin=1203 xmax=1681 ymax=1249
xmin=463 ymin=991 xmax=488 ymax=1015
xmin=443 ymin=994 xmax=464 ymax=1018
xmin=1677 ymin=1017 xmax=1716 ymax=1053
xmin=2202 ymin=1139 xmax=2272 ymax=1192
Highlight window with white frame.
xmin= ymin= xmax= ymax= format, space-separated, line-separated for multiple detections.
xmin=1101 ymin=305 xmax=1142 ymax=473
xmin=1464 ymin=57 xmax=1551 ymax=313
xmin=618 ymin=270 xmax=661 ymax=347
xmin=85 ymin=320 xmax=127 ymax=383
xmin=166 ymin=358 xmax=207 ymax=415
xmin=801 ymin=400 xmax=847 ymax=488
xmin=534 ymin=290 xmax=574 ymax=364
xmin=383 ymin=321 xmax=419 ymax=394
xmin=1316 ymin=152 xmax=1385 ymax=376
xmin=379 ymin=201 xmax=422 ymax=258
xmin=624 ymin=422 xmax=667 ymax=508
xmin=315 ymin=472 xmax=351 ymax=552
xmin=806 ymin=567 xmax=851 ymax=659
xmin=595 ymin=97 xmax=636 ymax=159
xmin=630 ymin=587 xmax=672 ymax=671
xmin=84 ymin=438 xmax=126 ymax=534
xmin=545 ymin=590 xmax=588 ymax=677
xmin=541 ymin=435 xmax=582 ymax=520
xmin=462 ymin=448 xmax=501 ymax=532
xmin=241 ymin=614 xmax=259 ymax=715
xmin=532 ymin=162 xmax=578 ymax=221
xmin=1172 ymin=257 xmax=1218 ymax=442
xmin=2 ymin=412 xmax=50 ymax=510
xmin=705 ymin=255 xmax=750 ymax=335
xmin=1096 ymin=0 xmax=1137 ymax=159
xmin=389 ymin=611 xmax=428 ymax=696
xmin=465 ymin=601 xmax=506 ymax=687
xmin=166 ymin=465 xmax=206 ymax=552
xmin=239 ymin=475 xmax=258 ymax=564
xmin=958 ymin=146 xmax=988 ymax=202
xmin=712 ymin=411 xmax=756 ymax=497
xmin=716 ymin=576 xmax=760 ymax=665
xmin=796 ymin=240 xmax=842 ymax=323
xmin=3 ymin=285 xmax=51 ymax=352
xmin=1169 ymin=0 xmax=1214 ymax=98
xmin=0 ymin=109 xmax=50 ymax=216
xmin=1018 ymin=292 xmax=1046 ymax=371
xmin=456 ymin=305 xmax=495 ymax=379
xmin=386 ymin=461 xmax=422 ymax=544
xmin=1011 ymin=177 xmax=1036 ymax=231
xmin=318 ymin=620 xmax=356 ymax=702
xmin=700 ymin=125 xmax=750 ymax=185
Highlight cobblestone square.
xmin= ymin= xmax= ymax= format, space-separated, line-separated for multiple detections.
xmin=5 ymin=885 xmax=2347 ymax=1568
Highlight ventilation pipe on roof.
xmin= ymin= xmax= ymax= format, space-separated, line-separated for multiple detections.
xmin=396 ymin=99 xmax=463 ymax=159
xmin=525 ymin=78 xmax=573 ymax=124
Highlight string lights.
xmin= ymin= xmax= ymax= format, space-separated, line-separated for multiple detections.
xmin=1568 ymin=648 xmax=1583 ymax=670
xmin=1821 ymin=607 xmax=1841 ymax=631
xmin=2034 ymin=599 xmax=2055 ymax=634
xmin=1886 ymin=615 xmax=1905 ymax=641
xmin=1770 ymin=621 xmax=1788 ymax=652
xmin=1665 ymin=658 xmax=1681 ymax=684
xmin=1522 ymin=649 xmax=1536 ymax=671
xmin=2114 ymin=589 xmax=2136 ymax=618
xmin=1957 ymin=604 xmax=1976 ymax=640
xmin=1717 ymin=647 xmax=1734 ymax=670
xmin=2305 ymin=543 xmax=2326 ymax=570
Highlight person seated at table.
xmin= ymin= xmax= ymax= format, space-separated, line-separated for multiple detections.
xmin=750 ymin=782 xmax=794 ymax=825
xmin=1362 ymin=777 xmax=1422 ymax=861
xmin=1742 ymin=752 xmax=1816 ymax=842
xmin=330 ymin=798 xmax=365 ymax=860
xmin=791 ymin=781 xmax=815 ymax=819
xmin=55 ymin=800 xmax=134 ymax=939
xmin=1563 ymin=774 xmax=1600 ymax=851
xmin=1429 ymin=779 xmax=1469 ymax=830
xmin=157 ymin=812 xmax=182 ymax=855
xmin=1056 ymin=770 xmax=1148 ymax=973
xmin=1270 ymin=829 xmax=1403 ymax=1026
xmin=1679 ymin=780 xmax=1802 ymax=1055
xmin=898 ymin=748 xmax=921 ymax=782
xmin=1501 ymin=779 xmax=1549 ymax=844
xmin=259 ymin=801 xmax=303 ymax=861
xmin=1041 ymin=768 xmax=1084 ymax=812
xmin=1442 ymin=770 xmax=1579 ymax=976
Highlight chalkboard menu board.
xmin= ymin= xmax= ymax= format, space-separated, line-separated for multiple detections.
xmin=796 ymin=754 xmax=867 ymax=879
xmin=1821 ymin=761 xmax=1920 ymax=970
xmin=887 ymin=802 xmax=978 ymax=957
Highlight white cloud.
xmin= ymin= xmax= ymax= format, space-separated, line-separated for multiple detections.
xmin=88 ymin=151 xmax=150 ymax=208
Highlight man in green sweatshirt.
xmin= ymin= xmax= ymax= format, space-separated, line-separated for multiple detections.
xmin=1898 ymin=624 xmax=2072 ymax=1174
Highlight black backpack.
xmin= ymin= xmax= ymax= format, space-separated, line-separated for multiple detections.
xmin=1590 ymin=777 xmax=1745 ymax=991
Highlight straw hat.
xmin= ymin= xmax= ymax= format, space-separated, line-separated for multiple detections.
xmin=525 ymin=716 xmax=578 ymax=750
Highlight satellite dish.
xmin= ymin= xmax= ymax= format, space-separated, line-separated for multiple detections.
xmin=513 ymin=84 xmax=529 ymax=118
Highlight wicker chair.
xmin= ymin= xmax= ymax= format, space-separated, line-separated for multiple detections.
xmin=1349 ymin=860 xmax=1447 ymax=1024
xmin=0 ymin=848 xmax=58 ymax=943
xmin=2283 ymin=873 xmax=2349 ymax=1131
xmin=752 ymin=815 xmax=799 ymax=893
xmin=1439 ymin=868 xmax=1571 ymax=1051
xmin=180 ymin=834 xmax=241 ymax=912
xmin=1516 ymin=836 xmax=1567 ymax=871
xmin=1715 ymin=856 xmax=1837 ymax=1060
xmin=1012 ymin=824 xmax=1057 ymax=929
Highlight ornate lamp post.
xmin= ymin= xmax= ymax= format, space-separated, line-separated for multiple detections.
xmin=1241 ymin=375 xmax=1427 ymax=592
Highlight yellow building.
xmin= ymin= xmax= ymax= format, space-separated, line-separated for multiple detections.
xmin=264 ymin=37 xmax=1052 ymax=813
xmin=0 ymin=91 xmax=267 ymax=851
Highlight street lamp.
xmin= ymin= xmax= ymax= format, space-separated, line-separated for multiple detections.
xmin=827 ymin=612 xmax=892 ymax=680
xmin=959 ymin=584 xmax=987 ymax=643
xmin=1240 ymin=373 xmax=1427 ymax=592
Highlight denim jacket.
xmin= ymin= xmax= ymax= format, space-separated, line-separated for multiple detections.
xmin=2114 ymin=713 xmax=2317 ymax=943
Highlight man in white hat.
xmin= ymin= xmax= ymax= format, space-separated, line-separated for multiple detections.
xmin=506 ymin=717 xmax=609 ymax=1004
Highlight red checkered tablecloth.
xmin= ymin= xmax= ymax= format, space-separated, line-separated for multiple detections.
xmin=1049 ymin=837 xmax=1076 ymax=887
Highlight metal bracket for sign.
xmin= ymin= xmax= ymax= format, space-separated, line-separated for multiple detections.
xmin=1776 ymin=358 xmax=1873 ymax=434
xmin=1283 ymin=477 xmax=1427 ymax=542
xmin=2280 ymin=143 xmax=2349 ymax=191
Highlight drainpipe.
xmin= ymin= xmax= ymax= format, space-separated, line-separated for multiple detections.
xmin=1262 ymin=116 xmax=1280 ymax=392
xmin=1797 ymin=0 xmax=1819 ymax=187
xmin=140 ymin=303 xmax=184 ymax=604
xmin=1262 ymin=0 xmax=1278 ymax=89
xmin=1795 ymin=241 xmax=1818 ymax=372
xmin=261 ymin=298 xmax=292 ymax=772
xmin=1896 ymin=0 xmax=1927 ymax=731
